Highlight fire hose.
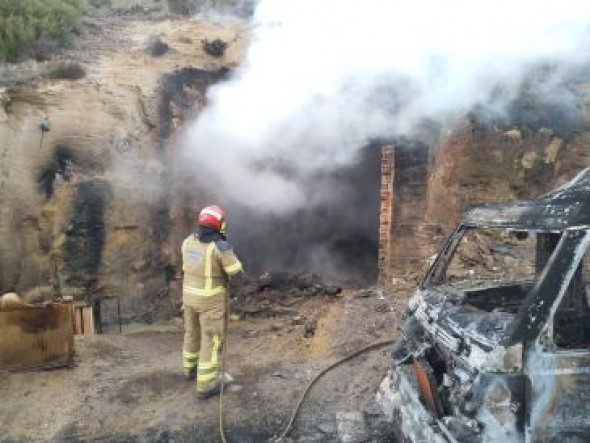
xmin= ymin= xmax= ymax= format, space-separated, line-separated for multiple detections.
xmin=217 ymin=318 xmax=396 ymax=443
xmin=219 ymin=294 xmax=229 ymax=443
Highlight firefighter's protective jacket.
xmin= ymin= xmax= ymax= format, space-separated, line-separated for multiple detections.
xmin=181 ymin=234 xmax=243 ymax=297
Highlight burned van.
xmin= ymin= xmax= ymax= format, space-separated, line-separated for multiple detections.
xmin=377 ymin=168 xmax=590 ymax=442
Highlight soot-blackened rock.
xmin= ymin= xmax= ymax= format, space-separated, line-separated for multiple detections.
xmin=201 ymin=38 xmax=228 ymax=57
xmin=37 ymin=145 xmax=75 ymax=198
xmin=63 ymin=181 xmax=109 ymax=287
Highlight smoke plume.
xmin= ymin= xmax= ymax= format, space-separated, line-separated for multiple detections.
xmin=182 ymin=0 xmax=590 ymax=282
xmin=184 ymin=0 xmax=590 ymax=213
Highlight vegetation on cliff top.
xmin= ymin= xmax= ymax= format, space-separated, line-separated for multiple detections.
xmin=0 ymin=0 xmax=85 ymax=62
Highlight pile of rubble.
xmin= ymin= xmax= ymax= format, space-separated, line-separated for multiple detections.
xmin=231 ymin=272 xmax=342 ymax=317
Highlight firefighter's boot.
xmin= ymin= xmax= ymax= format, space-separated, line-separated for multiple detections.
xmin=182 ymin=350 xmax=198 ymax=381
xmin=196 ymin=380 xmax=223 ymax=399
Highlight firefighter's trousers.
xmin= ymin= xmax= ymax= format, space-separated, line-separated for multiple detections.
xmin=182 ymin=293 xmax=225 ymax=393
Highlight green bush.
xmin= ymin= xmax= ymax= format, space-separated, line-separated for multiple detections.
xmin=0 ymin=0 xmax=86 ymax=62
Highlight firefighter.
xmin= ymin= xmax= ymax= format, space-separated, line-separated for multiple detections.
xmin=181 ymin=205 xmax=243 ymax=398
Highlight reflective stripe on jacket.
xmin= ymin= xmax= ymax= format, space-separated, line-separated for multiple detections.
xmin=181 ymin=235 xmax=243 ymax=296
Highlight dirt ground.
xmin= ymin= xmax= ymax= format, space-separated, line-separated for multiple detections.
xmin=0 ymin=285 xmax=411 ymax=442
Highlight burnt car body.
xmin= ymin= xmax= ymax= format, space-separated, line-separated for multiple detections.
xmin=377 ymin=168 xmax=590 ymax=443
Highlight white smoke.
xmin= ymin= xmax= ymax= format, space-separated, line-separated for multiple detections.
xmin=184 ymin=0 xmax=590 ymax=213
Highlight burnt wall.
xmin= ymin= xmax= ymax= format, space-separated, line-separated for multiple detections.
xmin=387 ymin=140 xmax=438 ymax=279
xmin=63 ymin=180 xmax=109 ymax=288
xmin=157 ymin=67 xmax=229 ymax=148
xmin=383 ymin=82 xmax=590 ymax=282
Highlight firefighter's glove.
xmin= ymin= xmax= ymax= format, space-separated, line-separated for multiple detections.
xmin=230 ymin=271 xmax=245 ymax=285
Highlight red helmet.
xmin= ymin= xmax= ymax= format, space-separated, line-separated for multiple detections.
xmin=197 ymin=205 xmax=227 ymax=233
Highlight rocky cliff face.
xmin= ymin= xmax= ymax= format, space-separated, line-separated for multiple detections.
xmin=0 ymin=13 xmax=248 ymax=322
xmin=2 ymin=5 xmax=589 ymax=320
xmin=388 ymin=81 xmax=590 ymax=280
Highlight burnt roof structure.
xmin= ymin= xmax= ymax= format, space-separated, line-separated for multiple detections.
xmin=462 ymin=167 xmax=590 ymax=230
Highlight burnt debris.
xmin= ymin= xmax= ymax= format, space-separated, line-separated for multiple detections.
xmin=232 ymin=272 xmax=342 ymax=318
xmin=256 ymin=272 xmax=342 ymax=296
xmin=235 ymin=272 xmax=342 ymax=299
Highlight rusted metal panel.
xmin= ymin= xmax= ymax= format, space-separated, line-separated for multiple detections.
xmin=0 ymin=297 xmax=74 ymax=371
xmin=412 ymin=356 xmax=444 ymax=418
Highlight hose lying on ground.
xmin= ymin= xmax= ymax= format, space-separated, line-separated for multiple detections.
xmin=217 ymin=334 xmax=396 ymax=443
xmin=273 ymin=338 xmax=396 ymax=442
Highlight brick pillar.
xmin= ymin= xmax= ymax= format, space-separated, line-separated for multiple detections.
xmin=378 ymin=146 xmax=394 ymax=284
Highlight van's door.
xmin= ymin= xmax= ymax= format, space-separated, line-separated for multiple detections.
xmin=524 ymin=230 xmax=590 ymax=442
xmin=524 ymin=346 xmax=590 ymax=442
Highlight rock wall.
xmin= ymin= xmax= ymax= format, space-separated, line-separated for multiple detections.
xmin=0 ymin=78 xmax=170 ymax=317
xmin=386 ymin=82 xmax=590 ymax=280
xmin=0 ymin=16 xmax=248 ymax=323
